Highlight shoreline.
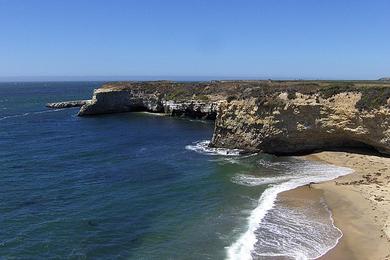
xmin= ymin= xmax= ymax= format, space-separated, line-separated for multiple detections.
xmin=275 ymin=185 xmax=345 ymax=259
xmin=283 ymin=151 xmax=390 ymax=260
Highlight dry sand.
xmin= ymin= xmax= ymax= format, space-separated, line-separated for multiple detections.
xmin=286 ymin=151 xmax=390 ymax=260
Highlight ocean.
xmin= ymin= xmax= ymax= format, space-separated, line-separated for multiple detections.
xmin=0 ymin=82 xmax=352 ymax=259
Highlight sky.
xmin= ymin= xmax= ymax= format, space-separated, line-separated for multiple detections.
xmin=0 ymin=0 xmax=389 ymax=80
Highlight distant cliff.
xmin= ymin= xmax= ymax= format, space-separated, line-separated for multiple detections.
xmin=71 ymin=80 xmax=390 ymax=155
xmin=77 ymin=84 xmax=221 ymax=120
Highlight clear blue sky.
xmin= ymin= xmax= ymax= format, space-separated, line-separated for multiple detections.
xmin=1 ymin=0 xmax=389 ymax=80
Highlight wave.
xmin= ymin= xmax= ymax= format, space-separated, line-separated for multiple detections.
xmin=185 ymin=140 xmax=242 ymax=156
xmin=251 ymin=197 xmax=343 ymax=260
xmin=226 ymin=160 xmax=353 ymax=260
xmin=256 ymin=158 xmax=291 ymax=169
xmin=231 ymin=174 xmax=294 ymax=187
xmin=185 ymin=141 xmax=352 ymax=259
xmin=0 ymin=109 xmax=64 ymax=121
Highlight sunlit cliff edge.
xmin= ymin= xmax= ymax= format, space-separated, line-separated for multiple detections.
xmin=49 ymin=80 xmax=390 ymax=155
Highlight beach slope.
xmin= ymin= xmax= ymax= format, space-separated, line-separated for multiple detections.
xmin=302 ymin=152 xmax=390 ymax=260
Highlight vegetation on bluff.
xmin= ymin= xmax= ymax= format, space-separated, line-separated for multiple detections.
xmin=356 ymin=87 xmax=390 ymax=111
xmin=101 ymin=80 xmax=390 ymax=110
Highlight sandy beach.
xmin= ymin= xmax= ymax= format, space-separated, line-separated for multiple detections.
xmin=283 ymin=151 xmax=390 ymax=260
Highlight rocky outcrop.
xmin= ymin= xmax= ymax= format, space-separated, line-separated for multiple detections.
xmin=210 ymin=92 xmax=390 ymax=155
xmin=78 ymin=88 xmax=218 ymax=120
xmin=161 ymin=100 xmax=218 ymax=120
xmin=64 ymin=80 xmax=390 ymax=155
xmin=46 ymin=100 xmax=90 ymax=109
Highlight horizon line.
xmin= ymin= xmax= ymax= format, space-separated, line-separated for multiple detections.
xmin=0 ymin=75 xmax=387 ymax=82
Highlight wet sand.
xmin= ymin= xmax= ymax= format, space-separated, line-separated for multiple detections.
xmin=277 ymin=186 xmax=347 ymax=259
xmin=283 ymin=151 xmax=390 ymax=260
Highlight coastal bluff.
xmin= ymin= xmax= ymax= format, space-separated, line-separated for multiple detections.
xmin=68 ymin=80 xmax=390 ymax=155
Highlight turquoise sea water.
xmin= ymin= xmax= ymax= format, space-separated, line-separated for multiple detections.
xmin=0 ymin=82 xmax=351 ymax=259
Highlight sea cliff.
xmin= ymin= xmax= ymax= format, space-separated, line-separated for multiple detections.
xmin=77 ymin=81 xmax=231 ymax=119
xmin=55 ymin=80 xmax=390 ymax=155
xmin=211 ymin=90 xmax=390 ymax=155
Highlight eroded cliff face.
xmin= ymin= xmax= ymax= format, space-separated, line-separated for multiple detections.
xmin=78 ymin=88 xmax=219 ymax=120
xmin=72 ymin=80 xmax=390 ymax=155
xmin=211 ymin=92 xmax=390 ymax=155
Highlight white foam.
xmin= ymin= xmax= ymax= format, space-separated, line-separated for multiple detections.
xmin=314 ymin=199 xmax=344 ymax=259
xmin=0 ymin=109 xmax=63 ymax=121
xmin=231 ymin=174 xmax=294 ymax=187
xmin=256 ymin=158 xmax=290 ymax=168
xmin=226 ymin=160 xmax=353 ymax=260
xmin=137 ymin=111 xmax=166 ymax=116
xmin=186 ymin=141 xmax=353 ymax=259
xmin=251 ymin=197 xmax=343 ymax=259
xmin=185 ymin=140 xmax=242 ymax=156
xmin=0 ymin=112 xmax=30 ymax=121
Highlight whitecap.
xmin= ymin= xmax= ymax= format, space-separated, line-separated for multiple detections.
xmin=185 ymin=140 xmax=242 ymax=156
xmin=0 ymin=109 xmax=64 ymax=121
xmin=231 ymin=174 xmax=294 ymax=187
xmin=256 ymin=158 xmax=292 ymax=169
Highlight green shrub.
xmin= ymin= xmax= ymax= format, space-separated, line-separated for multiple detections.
xmin=165 ymin=89 xmax=186 ymax=100
xmin=356 ymin=87 xmax=390 ymax=111
xmin=287 ymin=91 xmax=296 ymax=99
xmin=226 ymin=95 xmax=237 ymax=103
xmin=319 ymin=83 xmax=356 ymax=99
xmin=196 ymin=94 xmax=210 ymax=101
xmin=256 ymin=95 xmax=285 ymax=108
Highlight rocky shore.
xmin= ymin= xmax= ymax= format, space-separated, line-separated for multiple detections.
xmin=49 ymin=80 xmax=390 ymax=156
xmin=47 ymin=80 xmax=390 ymax=259
xmin=46 ymin=100 xmax=90 ymax=109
